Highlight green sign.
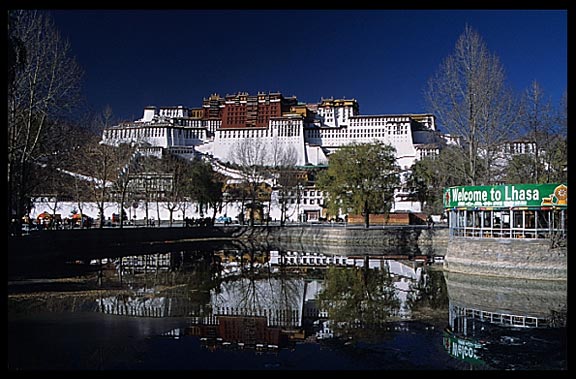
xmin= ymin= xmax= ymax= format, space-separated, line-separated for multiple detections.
xmin=443 ymin=183 xmax=567 ymax=209
xmin=443 ymin=331 xmax=484 ymax=365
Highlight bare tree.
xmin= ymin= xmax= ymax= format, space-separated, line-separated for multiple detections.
xmin=224 ymin=182 xmax=251 ymax=225
xmin=229 ymin=138 xmax=271 ymax=226
xmin=270 ymin=139 xmax=298 ymax=177
xmin=42 ymin=123 xmax=102 ymax=228
xmin=79 ymin=136 xmax=134 ymax=227
xmin=516 ymin=81 xmax=556 ymax=183
xmin=275 ymin=169 xmax=306 ymax=226
xmin=30 ymin=119 xmax=82 ymax=214
xmin=539 ymin=90 xmax=567 ymax=183
xmin=8 ymin=10 xmax=83 ymax=232
xmin=133 ymin=156 xmax=165 ymax=227
xmin=546 ymin=91 xmax=568 ymax=183
xmin=161 ymin=154 xmax=192 ymax=226
xmin=267 ymin=143 xmax=299 ymax=225
xmin=425 ymin=25 xmax=519 ymax=185
xmin=113 ymin=153 xmax=140 ymax=229
xmin=187 ymin=158 xmax=225 ymax=224
xmin=558 ymin=90 xmax=567 ymax=138
xmin=69 ymin=174 xmax=92 ymax=228
xmin=269 ymin=143 xmax=298 ymax=183
xmin=163 ymin=190 xmax=181 ymax=227
xmin=178 ymin=201 xmax=190 ymax=224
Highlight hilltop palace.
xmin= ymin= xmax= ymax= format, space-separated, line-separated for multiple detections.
xmin=99 ymin=91 xmax=458 ymax=221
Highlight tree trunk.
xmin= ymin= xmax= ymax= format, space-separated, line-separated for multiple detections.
xmin=250 ymin=187 xmax=256 ymax=227
xmin=156 ymin=196 xmax=161 ymax=227
xmin=212 ymin=205 xmax=217 ymax=225
xmin=364 ymin=199 xmax=370 ymax=229
xmin=77 ymin=207 xmax=83 ymax=229
xmin=145 ymin=199 xmax=149 ymax=227
xmin=98 ymin=203 xmax=105 ymax=228
xmin=119 ymin=185 xmax=128 ymax=229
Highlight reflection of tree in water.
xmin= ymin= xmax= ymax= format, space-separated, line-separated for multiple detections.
xmin=125 ymin=252 xmax=218 ymax=289
xmin=9 ymin=250 xmax=224 ymax=319
xmin=165 ymin=251 xmax=220 ymax=311
xmin=317 ymin=263 xmax=400 ymax=339
xmin=405 ymin=268 xmax=448 ymax=319
xmin=212 ymin=250 xmax=304 ymax=326
xmin=104 ymin=250 xmax=221 ymax=316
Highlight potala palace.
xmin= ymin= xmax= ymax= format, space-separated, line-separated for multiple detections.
xmin=97 ymin=91 xmax=455 ymax=221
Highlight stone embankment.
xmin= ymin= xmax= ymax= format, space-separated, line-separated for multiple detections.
xmin=443 ymin=236 xmax=566 ymax=281
xmin=9 ymin=225 xmax=449 ymax=261
xmin=232 ymin=225 xmax=449 ymax=257
xmin=9 ymin=225 xmax=566 ymax=281
xmin=444 ymin=270 xmax=567 ymax=321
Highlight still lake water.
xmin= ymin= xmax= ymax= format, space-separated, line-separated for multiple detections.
xmin=8 ymin=246 xmax=567 ymax=370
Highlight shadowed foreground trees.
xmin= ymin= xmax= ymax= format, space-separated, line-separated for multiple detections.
xmin=8 ymin=10 xmax=83 ymax=233
xmin=188 ymin=159 xmax=225 ymax=223
xmin=79 ymin=138 xmax=135 ymax=227
xmin=161 ymin=154 xmax=193 ymax=226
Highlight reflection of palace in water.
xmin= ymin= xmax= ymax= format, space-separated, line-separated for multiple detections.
xmin=186 ymin=316 xmax=292 ymax=351
xmin=212 ymin=277 xmax=305 ymax=327
xmin=93 ymin=249 xmax=432 ymax=349
xmin=270 ymin=250 xmax=426 ymax=318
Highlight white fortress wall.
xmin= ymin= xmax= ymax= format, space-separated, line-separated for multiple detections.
xmin=304 ymin=144 xmax=328 ymax=166
xmin=100 ymin=101 xmax=446 ymax=215
xmin=102 ymin=124 xmax=171 ymax=148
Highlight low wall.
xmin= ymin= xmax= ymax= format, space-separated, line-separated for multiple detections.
xmin=444 ymin=236 xmax=567 ymax=281
xmin=9 ymin=225 xmax=449 ymax=261
xmin=9 ymin=226 xmax=566 ymax=281
xmin=234 ymin=225 xmax=449 ymax=257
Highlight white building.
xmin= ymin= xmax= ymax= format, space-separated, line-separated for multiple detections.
xmin=101 ymin=93 xmax=451 ymax=215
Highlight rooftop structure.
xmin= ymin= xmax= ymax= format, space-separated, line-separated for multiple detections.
xmin=100 ymin=91 xmax=450 ymax=213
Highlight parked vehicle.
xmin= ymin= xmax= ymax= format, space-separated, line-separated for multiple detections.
xmin=216 ymin=215 xmax=232 ymax=225
xmin=433 ymin=255 xmax=445 ymax=264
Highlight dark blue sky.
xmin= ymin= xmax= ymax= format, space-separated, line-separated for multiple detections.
xmin=50 ymin=9 xmax=567 ymax=127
